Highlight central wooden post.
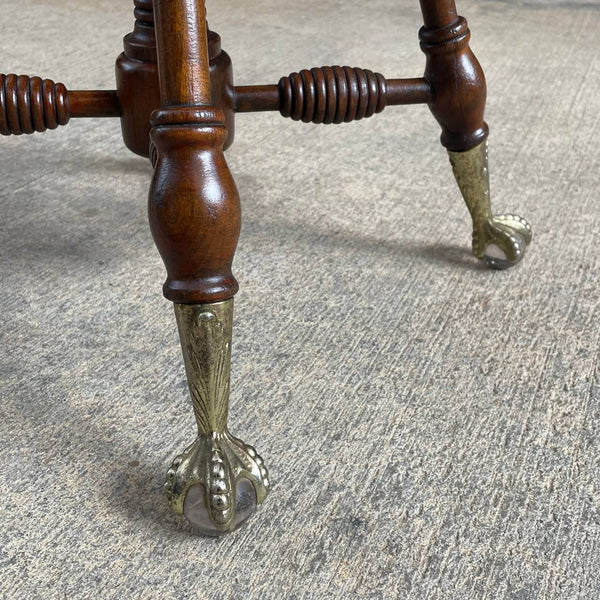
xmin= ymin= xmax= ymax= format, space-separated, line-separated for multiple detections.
xmin=419 ymin=0 xmax=458 ymax=28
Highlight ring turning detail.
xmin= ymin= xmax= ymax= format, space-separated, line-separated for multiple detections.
xmin=448 ymin=141 xmax=532 ymax=269
xmin=165 ymin=301 xmax=269 ymax=535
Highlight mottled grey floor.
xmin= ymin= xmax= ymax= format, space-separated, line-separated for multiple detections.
xmin=1 ymin=1 xmax=599 ymax=598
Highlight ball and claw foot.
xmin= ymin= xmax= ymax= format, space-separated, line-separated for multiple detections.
xmin=165 ymin=432 xmax=270 ymax=536
xmin=448 ymin=140 xmax=532 ymax=270
xmin=473 ymin=213 xmax=533 ymax=269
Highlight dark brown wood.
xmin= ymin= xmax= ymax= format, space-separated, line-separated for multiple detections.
xmin=419 ymin=0 xmax=488 ymax=150
xmin=208 ymin=32 xmax=235 ymax=150
xmin=278 ymin=66 xmax=387 ymax=124
xmin=148 ymin=0 xmax=240 ymax=305
xmin=1 ymin=0 xmax=491 ymax=296
xmin=0 ymin=74 xmax=69 ymax=135
xmin=0 ymin=0 xmax=510 ymax=534
xmin=0 ymin=74 xmax=121 ymax=135
xmin=115 ymin=9 xmax=160 ymax=156
xmin=0 ymin=72 xmax=121 ymax=136
xmin=419 ymin=0 xmax=458 ymax=28
xmin=115 ymin=0 xmax=234 ymax=157
xmin=115 ymin=0 xmax=163 ymax=156
xmin=234 ymin=85 xmax=280 ymax=113
xmin=0 ymin=72 xmax=430 ymax=136
xmin=386 ymin=78 xmax=433 ymax=105
xmin=68 ymin=91 xmax=121 ymax=118
xmin=235 ymin=74 xmax=432 ymax=117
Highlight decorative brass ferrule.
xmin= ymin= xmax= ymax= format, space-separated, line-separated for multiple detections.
xmin=175 ymin=300 xmax=233 ymax=435
xmin=165 ymin=300 xmax=269 ymax=535
xmin=448 ymin=140 xmax=532 ymax=268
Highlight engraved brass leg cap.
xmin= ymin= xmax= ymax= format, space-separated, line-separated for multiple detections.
xmin=165 ymin=433 xmax=270 ymax=536
xmin=448 ymin=140 xmax=532 ymax=269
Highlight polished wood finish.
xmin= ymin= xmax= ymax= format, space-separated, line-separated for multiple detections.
xmin=419 ymin=0 xmax=488 ymax=150
xmin=148 ymin=0 xmax=240 ymax=304
xmin=386 ymin=78 xmax=433 ymax=106
xmin=0 ymin=3 xmax=494 ymax=303
xmin=3 ymin=0 xmax=487 ymax=152
xmin=0 ymin=74 xmax=69 ymax=135
xmin=0 ymin=0 xmax=492 ymax=300
xmin=0 ymin=71 xmax=431 ymax=135
xmin=115 ymin=0 xmax=161 ymax=156
xmin=235 ymin=77 xmax=432 ymax=114
xmin=68 ymin=91 xmax=121 ymax=119
xmin=154 ymin=0 xmax=211 ymax=105
xmin=0 ymin=74 xmax=119 ymax=135
xmin=0 ymin=0 xmax=491 ymax=290
xmin=0 ymin=0 xmax=505 ymax=534
xmin=115 ymin=0 xmax=235 ymax=157
xmin=420 ymin=0 xmax=458 ymax=28
xmin=275 ymin=70 xmax=432 ymax=123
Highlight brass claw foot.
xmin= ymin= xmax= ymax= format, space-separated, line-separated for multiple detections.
xmin=448 ymin=140 xmax=532 ymax=269
xmin=165 ymin=433 xmax=269 ymax=536
xmin=474 ymin=213 xmax=532 ymax=269
xmin=166 ymin=300 xmax=269 ymax=535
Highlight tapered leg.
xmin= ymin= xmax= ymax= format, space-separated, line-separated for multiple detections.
xmin=448 ymin=141 xmax=532 ymax=268
xmin=149 ymin=0 xmax=268 ymax=534
xmin=165 ymin=301 xmax=269 ymax=535
xmin=419 ymin=0 xmax=532 ymax=268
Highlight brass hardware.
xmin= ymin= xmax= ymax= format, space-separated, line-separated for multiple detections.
xmin=165 ymin=300 xmax=269 ymax=535
xmin=449 ymin=140 xmax=532 ymax=269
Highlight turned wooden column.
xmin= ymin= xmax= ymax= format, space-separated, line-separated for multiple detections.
xmin=148 ymin=0 xmax=240 ymax=303
xmin=418 ymin=0 xmax=488 ymax=151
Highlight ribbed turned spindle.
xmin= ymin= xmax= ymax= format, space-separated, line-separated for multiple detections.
xmin=278 ymin=66 xmax=387 ymax=124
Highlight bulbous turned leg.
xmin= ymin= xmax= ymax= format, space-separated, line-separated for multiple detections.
xmin=164 ymin=300 xmax=269 ymax=536
xmin=448 ymin=140 xmax=532 ymax=269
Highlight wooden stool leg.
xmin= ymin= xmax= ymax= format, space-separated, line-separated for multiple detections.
xmin=419 ymin=0 xmax=532 ymax=268
xmin=149 ymin=0 xmax=269 ymax=535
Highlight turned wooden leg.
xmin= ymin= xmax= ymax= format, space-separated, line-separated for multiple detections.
xmin=419 ymin=0 xmax=532 ymax=268
xmin=149 ymin=0 xmax=268 ymax=535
